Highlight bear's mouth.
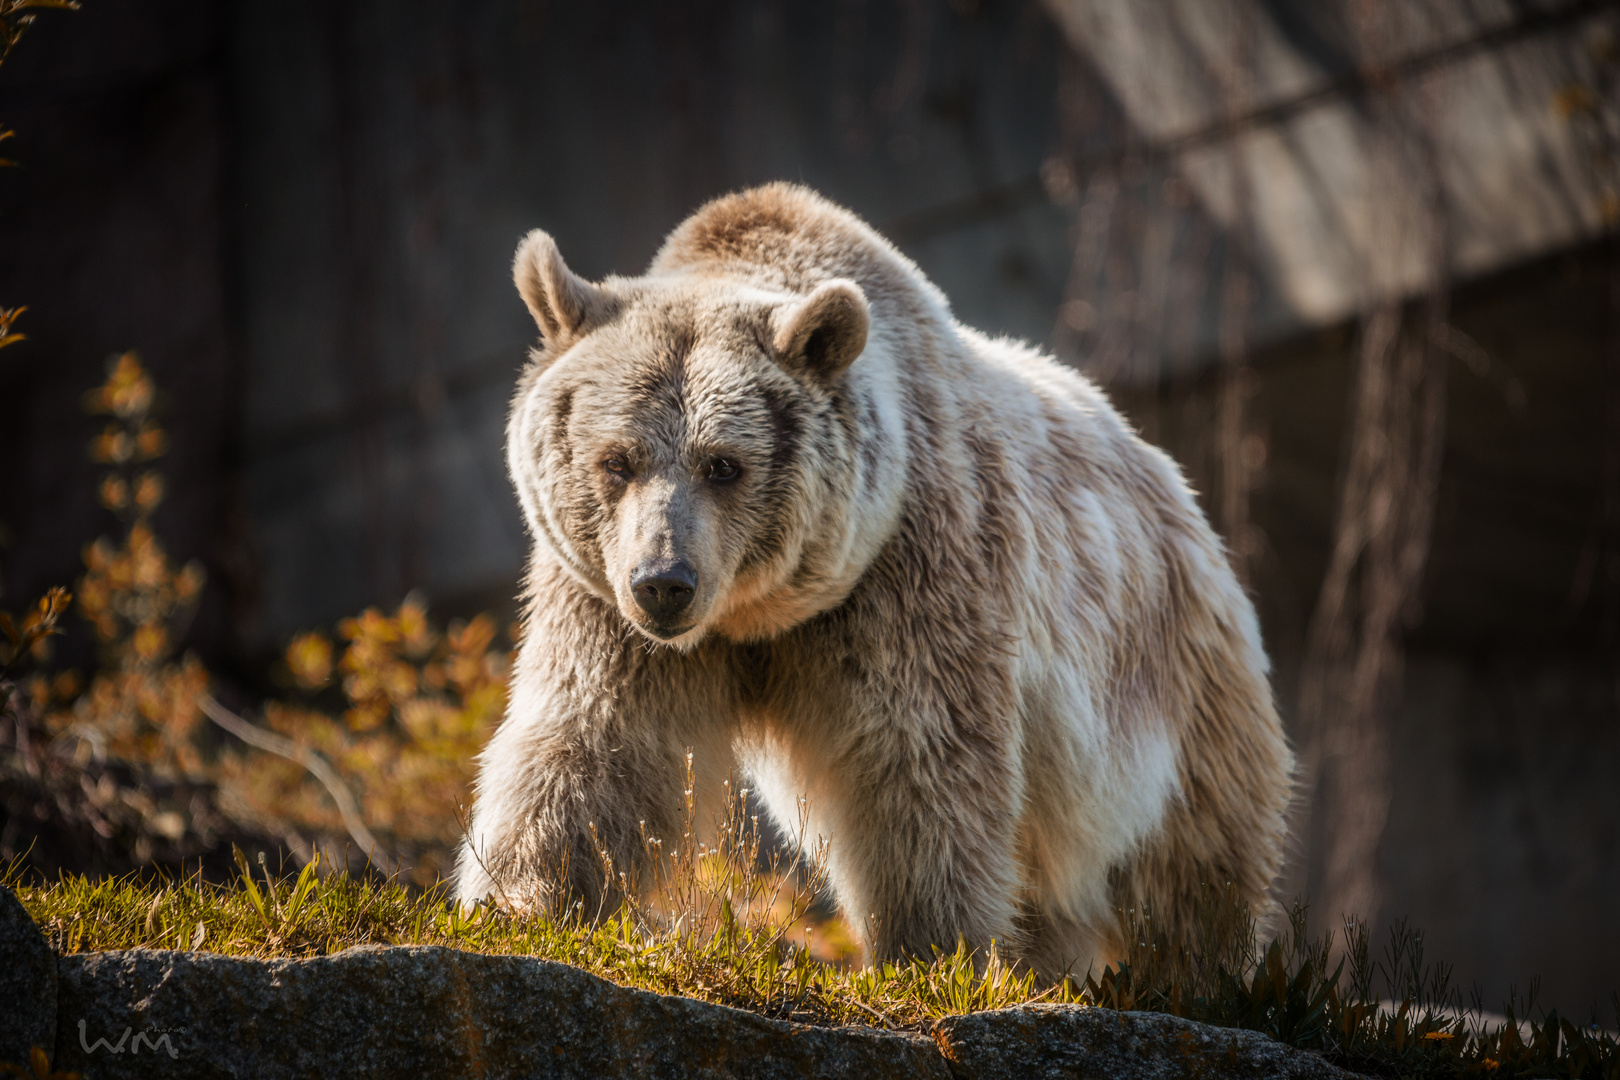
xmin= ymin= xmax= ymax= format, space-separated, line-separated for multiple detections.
xmin=646 ymin=623 xmax=696 ymax=641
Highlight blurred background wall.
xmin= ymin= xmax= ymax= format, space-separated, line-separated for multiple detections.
xmin=1 ymin=0 xmax=1616 ymax=1012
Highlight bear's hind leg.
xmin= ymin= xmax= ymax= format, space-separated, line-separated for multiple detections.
xmin=1016 ymin=900 xmax=1123 ymax=985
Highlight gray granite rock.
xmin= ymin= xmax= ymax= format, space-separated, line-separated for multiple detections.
xmin=0 ymin=885 xmax=56 ymax=1069
xmin=53 ymin=942 xmax=949 ymax=1079
xmin=931 ymin=1005 xmax=1366 ymax=1080
xmin=13 ymin=886 xmax=1379 ymax=1079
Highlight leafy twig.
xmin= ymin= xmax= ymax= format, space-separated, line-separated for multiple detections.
xmin=0 ymin=306 xmax=25 ymax=348
xmin=0 ymin=0 xmax=79 ymax=69
xmin=0 ymin=586 xmax=69 ymax=676
xmin=0 ymin=587 xmax=70 ymax=721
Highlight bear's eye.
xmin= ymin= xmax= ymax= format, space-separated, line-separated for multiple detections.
xmin=602 ymin=456 xmax=631 ymax=479
xmin=707 ymin=457 xmax=740 ymax=483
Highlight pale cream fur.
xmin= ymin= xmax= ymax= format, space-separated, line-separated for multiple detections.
xmin=455 ymin=183 xmax=1294 ymax=978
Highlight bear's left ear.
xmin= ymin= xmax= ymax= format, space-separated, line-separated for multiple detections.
xmin=770 ymin=279 xmax=870 ymax=382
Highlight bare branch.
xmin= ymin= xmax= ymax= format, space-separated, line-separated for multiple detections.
xmin=197 ymin=691 xmax=392 ymax=873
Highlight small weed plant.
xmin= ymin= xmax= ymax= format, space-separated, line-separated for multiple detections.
xmin=1095 ymin=891 xmax=1620 ymax=1078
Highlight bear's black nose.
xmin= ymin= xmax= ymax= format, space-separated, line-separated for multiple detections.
xmin=630 ymin=559 xmax=698 ymax=625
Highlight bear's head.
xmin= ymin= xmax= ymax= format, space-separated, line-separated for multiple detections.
xmin=506 ymin=228 xmax=897 ymax=648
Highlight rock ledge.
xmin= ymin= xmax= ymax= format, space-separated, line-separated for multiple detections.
xmin=2 ymin=887 xmax=1366 ymax=1079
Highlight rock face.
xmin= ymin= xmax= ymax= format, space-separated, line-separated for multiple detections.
xmin=2 ymin=886 xmax=1369 ymax=1079
xmin=51 ymin=944 xmax=947 ymax=1080
xmin=0 ymin=886 xmax=56 ymax=1067
xmin=931 ymin=1005 xmax=1367 ymax=1080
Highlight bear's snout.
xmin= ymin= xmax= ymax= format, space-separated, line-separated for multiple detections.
xmin=630 ymin=558 xmax=698 ymax=632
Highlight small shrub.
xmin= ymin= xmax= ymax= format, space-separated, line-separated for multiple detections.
xmin=217 ymin=595 xmax=509 ymax=884
xmin=3 ymin=355 xmax=505 ymax=882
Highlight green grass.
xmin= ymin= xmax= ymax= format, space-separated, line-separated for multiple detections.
xmin=8 ymin=851 xmax=1617 ymax=1079
xmin=6 ymin=850 xmax=1048 ymax=1030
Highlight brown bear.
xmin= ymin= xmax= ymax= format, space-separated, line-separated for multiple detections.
xmin=455 ymin=183 xmax=1293 ymax=979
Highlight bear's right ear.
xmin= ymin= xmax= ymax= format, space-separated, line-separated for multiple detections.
xmin=513 ymin=229 xmax=610 ymax=348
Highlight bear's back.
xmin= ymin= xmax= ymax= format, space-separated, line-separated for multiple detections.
xmin=649 ymin=183 xmax=950 ymax=326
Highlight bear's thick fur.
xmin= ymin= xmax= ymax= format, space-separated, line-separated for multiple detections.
xmin=456 ymin=183 xmax=1293 ymax=978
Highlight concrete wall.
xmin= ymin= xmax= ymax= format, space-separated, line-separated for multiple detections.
xmin=0 ymin=1 xmax=238 ymax=665
xmin=1118 ymin=243 xmax=1620 ymax=1012
xmin=227 ymin=0 xmax=1081 ymax=644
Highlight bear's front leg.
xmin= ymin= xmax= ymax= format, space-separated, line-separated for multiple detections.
xmin=455 ymin=574 xmax=739 ymax=913
xmin=763 ymin=615 xmax=1028 ymax=968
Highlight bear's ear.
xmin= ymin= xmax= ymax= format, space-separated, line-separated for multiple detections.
xmin=770 ymin=279 xmax=870 ymax=382
xmin=513 ymin=229 xmax=610 ymax=348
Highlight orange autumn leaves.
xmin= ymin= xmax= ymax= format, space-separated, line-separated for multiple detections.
xmin=231 ymin=599 xmax=510 ymax=881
